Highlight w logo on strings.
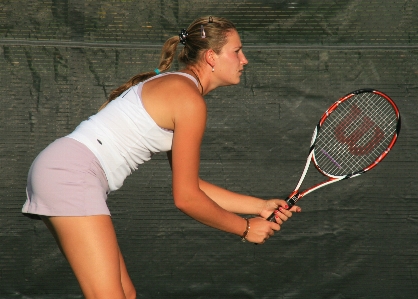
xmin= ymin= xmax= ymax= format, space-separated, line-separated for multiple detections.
xmin=335 ymin=105 xmax=384 ymax=156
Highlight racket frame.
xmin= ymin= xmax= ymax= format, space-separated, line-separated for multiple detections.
xmin=267 ymin=89 xmax=400 ymax=222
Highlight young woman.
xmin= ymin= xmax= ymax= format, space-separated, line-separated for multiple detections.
xmin=22 ymin=16 xmax=301 ymax=299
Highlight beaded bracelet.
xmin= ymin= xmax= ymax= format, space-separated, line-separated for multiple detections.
xmin=241 ymin=218 xmax=250 ymax=242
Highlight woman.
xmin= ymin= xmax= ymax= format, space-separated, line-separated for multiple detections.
xmin=22 ymin=16 xmax=301 ymax=299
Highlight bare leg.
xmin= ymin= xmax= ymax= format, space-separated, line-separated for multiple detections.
xmin=41 ymin=215 xmax=136 ymax=299
xmin=118 ymin=245 xmax=136 ymax=299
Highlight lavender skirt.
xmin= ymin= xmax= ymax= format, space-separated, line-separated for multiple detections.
xmin=22 ymin=137 xmax=110 ymax=219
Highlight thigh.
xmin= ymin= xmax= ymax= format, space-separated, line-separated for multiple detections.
xmin=42 ymin=215 xmax=135 ymax=299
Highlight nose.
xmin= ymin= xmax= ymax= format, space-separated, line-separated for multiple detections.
xmin=240 ymin=52 xmax=248 ymax=65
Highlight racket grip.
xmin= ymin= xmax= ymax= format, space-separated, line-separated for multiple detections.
xmin=266 ymin=195 xmax=298 ymax=222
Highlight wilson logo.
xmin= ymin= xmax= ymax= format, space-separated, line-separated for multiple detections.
xmin=335 ymin=105 xmax=384 ymax=155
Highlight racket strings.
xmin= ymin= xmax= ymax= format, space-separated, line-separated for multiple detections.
xmin=314 ymin=92 xmax=398 ymax=177
xmin=319 ymin=94 xmax=394 ymax=172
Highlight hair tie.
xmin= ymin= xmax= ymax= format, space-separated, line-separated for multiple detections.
xmin=154 ymin=68 xmax=160 ymax=74
xmin=179 ymin=29 xmax=188 ymax=45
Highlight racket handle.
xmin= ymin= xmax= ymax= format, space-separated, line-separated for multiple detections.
xmin=266 ymin=194 xmax=298 ymax=222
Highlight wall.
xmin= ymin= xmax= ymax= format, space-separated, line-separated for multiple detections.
xmin=1 ymin=1 xmax=417 ymax=298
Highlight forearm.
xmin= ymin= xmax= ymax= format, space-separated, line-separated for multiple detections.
xmin=198 ymin=179 xmax=265 ymax=215
xmin=174 ymin=189 xmax=248 ymax=236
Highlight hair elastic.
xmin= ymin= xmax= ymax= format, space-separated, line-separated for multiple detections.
xmin=154 ymin=68 xmax=160 ymax=74
xmin=179 ymin=29 xmax=188 ymax=45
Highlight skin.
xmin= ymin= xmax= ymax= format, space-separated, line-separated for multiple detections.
xmin=42 ymin=29 xmax=301 ymax=299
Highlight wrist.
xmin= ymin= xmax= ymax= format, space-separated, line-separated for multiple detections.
xmin=255 ymin=198 xmax=268 ymax=215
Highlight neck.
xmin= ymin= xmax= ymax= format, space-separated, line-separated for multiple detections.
xmin=188 ymin=68 xmax=204 ymax=95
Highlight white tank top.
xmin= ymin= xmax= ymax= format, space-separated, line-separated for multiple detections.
xmin=67 ymin=72 xmax=198 ymax=191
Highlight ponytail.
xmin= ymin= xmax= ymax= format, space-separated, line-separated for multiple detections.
xmin=99 ymin=16 xmax=236 ymax=111
xmin=98 ymin=36 xmax=180 ymax=111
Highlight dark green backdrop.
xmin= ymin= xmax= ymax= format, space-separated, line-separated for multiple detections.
xmin=1 ymin=1 xmax=417 ymax=298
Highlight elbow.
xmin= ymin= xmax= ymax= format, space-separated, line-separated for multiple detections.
xmin=172 ymin=189 xmax=200 ymax=212
xmin=174 ymin=199 xmax=187 ymax=212
xmin=173 ymin=194 xmax=190 ymax=212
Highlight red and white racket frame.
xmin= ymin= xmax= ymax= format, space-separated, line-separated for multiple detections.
xmin=267 ymin=89 xmax=401 ymax=221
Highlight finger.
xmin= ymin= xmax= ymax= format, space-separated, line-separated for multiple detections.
xmin=278 ymin=202 xmax=290 ymax=209
xmin=275 ymin=207 xmax=291 ymax=221
xmin=279 ymin=206 xmax=294 ymax=217
xmin=289 ymin=205 xmax=302 ymax=213
xmin=263 ymin=227 xmax=274 ymax=238
xmin=254 ymin=239 xmax=266 ymax=245
xmin=274 ymin=213 xmax=284 ymax=224
xmin=270 ymin=219 xmax=282 ymax=231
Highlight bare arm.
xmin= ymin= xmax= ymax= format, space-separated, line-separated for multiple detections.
xmin=168 ymin=84 xmax=291 ymax=243
xmin=197 ymin=179 xmax=265 ymax=215
xmin=168 ymin=152 xmax=298 ymax=220
xmin=169 ymin=91 xmax=250 ymax=237
xmin=166 ymin=79 xmax=297 ymax=243
xmin=167 ymin=152 xmax=266 ymax=215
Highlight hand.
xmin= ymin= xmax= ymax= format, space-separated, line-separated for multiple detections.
xmin=259 ymin=199 xmax=301 ymax=223
xmin=244 ymin=217 xmax=280 ymax=244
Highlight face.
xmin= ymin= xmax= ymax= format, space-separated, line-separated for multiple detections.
xmin=213 ymin=30 xmax=248 ymax=86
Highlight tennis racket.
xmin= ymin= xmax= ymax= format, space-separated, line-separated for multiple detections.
xmin=267 ymin=89 xmax=401 ymax=222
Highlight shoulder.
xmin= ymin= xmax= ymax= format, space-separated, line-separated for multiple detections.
xmin=160 ymin=75 xmax=207 ymax=134
xmin=143 ymin=72 xmax=205 ymax=108
xmin=172 ymin=87 xmax=207 ymax=127
xmin=140 ymin=72 xmax=206 ymax=132
xmin=145 ymin=73 xmax=201 ymax=98
xmin=158 ymin=74 xmax=206 ymax=121
xmin=152 ymin=73 xmax=199 ymax=91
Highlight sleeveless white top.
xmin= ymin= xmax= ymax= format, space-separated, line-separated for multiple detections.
xmin=67 ymin=72 xmax=198 ymax=191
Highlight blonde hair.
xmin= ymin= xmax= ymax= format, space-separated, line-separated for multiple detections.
xmin=99 ymin=16 xmax=236 ymax=110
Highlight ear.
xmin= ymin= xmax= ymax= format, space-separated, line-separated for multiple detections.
xmin=204 ymin=49 xmax=216 ymax=68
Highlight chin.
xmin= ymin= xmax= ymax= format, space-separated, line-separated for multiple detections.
xmin=227 ymin=80 xmax=240 ymax=86
xmin=222 ymin=76 xmax=241 ymax=86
